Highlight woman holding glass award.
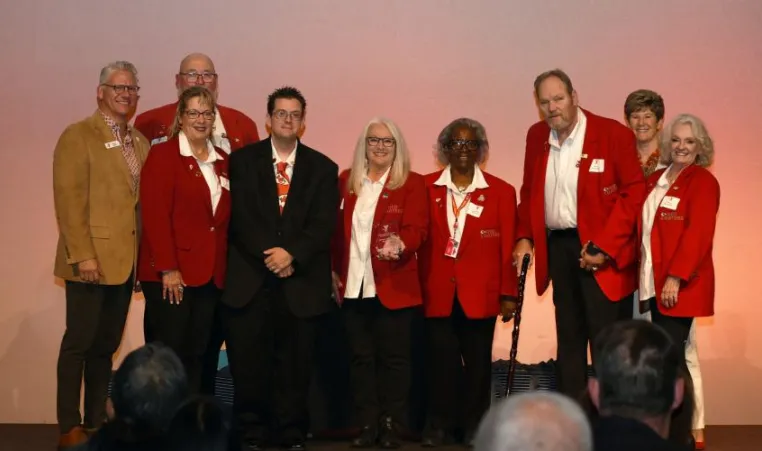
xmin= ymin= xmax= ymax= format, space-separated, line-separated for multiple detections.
xmin=418 ymin=118 xmax=519 ymax=447
xmin=331 ymin=117 xmax=429 ymax=449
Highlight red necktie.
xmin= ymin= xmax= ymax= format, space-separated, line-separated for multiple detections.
xmin=276 ymin=161 xmax=290 ymax=213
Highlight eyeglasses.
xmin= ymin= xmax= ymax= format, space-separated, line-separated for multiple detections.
xmin=101 ymin=84 xmax=140 ymax=94
xmin=367 ymin=137 xmax=396 ymax=148
xmin=272 ymin=110 xmax=303 ymax=121
xmin=180 ymin=72 xmax=218 ymax=83
xmin=185 ymin=109 xmax=215 ymax=120
xmin=447 ymin=140 xmax=480 ymax=151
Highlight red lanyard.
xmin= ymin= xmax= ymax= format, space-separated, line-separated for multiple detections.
xmin=450 ymin=191 xmax=471 ymax=234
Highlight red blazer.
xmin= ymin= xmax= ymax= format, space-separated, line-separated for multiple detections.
xmin=134 ymin=102 xmax=260 ymax=150
xmin=517 ymin=109 xmax=646 ymax=301
xmin=137 ymin=137 xmax=231 ymax=288
xmin=418 ymin=170 xmax=518 ymax=319
xmin=638 ymin=165 xmax=719 ymax=317
xmin=331 ymin=170 xmax=428 ymax=310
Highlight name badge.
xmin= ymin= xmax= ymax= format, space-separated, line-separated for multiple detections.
xmin=660 ymin=196 xmax=680 ymax=210
xmin=467 ymin=203 xmax=483 ymax=218
xmin=589 ymin=159 xmax=605 ymax=173
xmin=219 ymin=176 xmax=230 ymax=191
xmin=444 ymin=236 xmax=460 ymax=258
xmin=150 ymin=136 xmax=168 ymax=146
xmin=105 ymin=140 xmax=121 ymax=149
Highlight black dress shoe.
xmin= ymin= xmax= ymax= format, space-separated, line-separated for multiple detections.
xmin=281 ymin=428 xmax=307 ymax=451
xmin=462 ymin=429 xmax=476 ymax=448
xmin=378 ymin=417 xmax=401 ymax=449
xmin=244 ymin=427 xmax=269 ymax=451
xmin=421 ymin=428 xmax=454 ymax=448
xmin=351 ymin=425 xmax=378 ymax=448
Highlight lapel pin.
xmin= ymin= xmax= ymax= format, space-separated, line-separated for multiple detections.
xmin=435 ymin=197 xmax=441 ymax=203
xmin=189 ymin=164 xmax=194 ymax=170
xmin=382 ymin=192 xmax=389 ymax=199
xmin=234 ymin=138 xmax=240 ymax=142
xmin=478 ymin=194 xmax=485 ymax=202
xmin=581 ymin=154 xmax=588 ymax=159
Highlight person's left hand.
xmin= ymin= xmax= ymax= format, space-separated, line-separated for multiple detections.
xmin=580 ymin=242 xmax=607 ymax=271
xmin=276 ymin=265 xmax=295 ymax=278
xmin=661 ymin=276 xmax=681 ymax=308
xmin=500 ymin=296 xmax=518 ymax=322
xmin=264 ymin=247 xmax=294 ymax=274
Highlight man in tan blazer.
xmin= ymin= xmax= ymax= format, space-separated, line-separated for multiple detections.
xmin=52 ymin=61 xmax=149 ymax=450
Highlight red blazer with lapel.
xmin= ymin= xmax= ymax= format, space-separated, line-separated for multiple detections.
xmin=638 ymin=165 xmax=719 ymax=317
xmin=137 ymin=136 xmax=231 ymax=288
xmin=332 ymin=170 xmax=429 ymax=309
xmin=516 ymin=109 xmax=646 ymax=301
xmin=134 ymin=102 xmax=260 ymax=150
xmin=418 ymin=170 xmax=518 ymax=319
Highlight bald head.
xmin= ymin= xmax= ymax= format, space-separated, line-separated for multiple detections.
xmin=176 ymin=53 xmax=218 ymax=100
xmin=474 ymin=392 xmax=592 ymax=451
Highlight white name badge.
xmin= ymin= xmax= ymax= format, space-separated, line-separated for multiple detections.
xmin=467 ymin=203 xmax=483 ymax=218
xmin=150 ymin=136 xmax=168 ymax=146
xmin=589 ymin=159 xmax=605 ymax=173
xmin=220 ymin=176 xmax=230 ymax=190
xmin=105 ymin=140 xmax=121 ymax=149
xmin=660 ymin=196 xmax=680 ymax=210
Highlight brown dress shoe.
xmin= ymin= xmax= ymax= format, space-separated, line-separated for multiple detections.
xmin=58 ymin=425 xmax=88 ymax=450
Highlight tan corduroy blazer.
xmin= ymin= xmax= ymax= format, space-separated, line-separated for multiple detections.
xmin=53 ymin=111 xmax=149 ymax=285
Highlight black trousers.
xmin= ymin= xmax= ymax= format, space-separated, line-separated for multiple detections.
xmin=343 ymin=296 xmax=416 ymax=428
xmin=57 ymin=276 xmax=133 ymax=433
xmin=142 ymin=280 xmax=220 ymax=393
xmin=200 ymin=303 xmax=226 ymax=396
xmin=224 ymin=281 xmax=319 ymax=441
xmin=648 ymin=296 xmax=695 ymax=443
xmin=425 ymin=299 xmax=495 ymax=434
xmin=548 ymin=229 xmax=633 ymax=401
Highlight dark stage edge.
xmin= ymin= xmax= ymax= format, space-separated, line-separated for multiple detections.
xmin=1 ymin=424 xmax=761 ymax=451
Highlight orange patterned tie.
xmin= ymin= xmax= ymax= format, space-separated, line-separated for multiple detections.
xmin=276 ymin=161 xmax=290 ymax=213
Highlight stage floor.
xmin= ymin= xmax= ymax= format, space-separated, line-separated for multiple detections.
xmin=1 ymin=424 xmax=761 ymax=451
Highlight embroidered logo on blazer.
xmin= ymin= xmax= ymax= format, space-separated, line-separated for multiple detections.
xmin=387 ymin=205 xmax=403 ymax=214
xmin=480 ymin=229 xmax=500 ymax=238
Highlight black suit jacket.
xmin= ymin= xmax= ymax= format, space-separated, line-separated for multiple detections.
xmin=223 ymin=137 xmax=339 ymax=318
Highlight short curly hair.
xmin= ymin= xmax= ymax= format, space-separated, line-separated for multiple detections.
xmin=434 ymin=117 xmax=489 ymax=166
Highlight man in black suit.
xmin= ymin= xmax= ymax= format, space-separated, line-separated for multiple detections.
xmin=588 ymin=320 xmax=695 ymax=451
xmin=223 ymin=86 xmax=339 ymax=451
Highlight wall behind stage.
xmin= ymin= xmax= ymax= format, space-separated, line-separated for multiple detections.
xmin=1 ymin=0 xmax=760 ymax=425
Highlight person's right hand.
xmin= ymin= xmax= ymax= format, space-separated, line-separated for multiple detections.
xmin=512 ymin=238 xmax=534 ymax=276
xmin=77 ymin=259 xmax=102 ymax=283
xmin=162 ymin=270 xmax=185 ymax=304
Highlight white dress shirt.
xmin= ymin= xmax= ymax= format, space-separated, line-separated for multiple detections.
xmin=639 ymin=166 xmax=672 ymax=301
xmin=211 ymin=108 xmax=232 ymax=154
xmin=544 ymin=108 xmax=587 ymax=229
xmin=271 ymin=140 xmax=297 ymax=180
xmin=344 ymin=168 xmax=391 ymax=299
xmin=179 ymin=131 xmax=222 ymax=214
xmin=434 ymin=165 xmax=490 ymax=244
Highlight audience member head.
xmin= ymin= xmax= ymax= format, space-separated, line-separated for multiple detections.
xmin=166 ymin=395 xmax=238 ymax=451
xmin=473 ymin=391 xmax=593 ymax=451
xmin=176 ymin=53 xmax=218 ymax=100
xmin=588 ymin=320 xmax=684 ymax=438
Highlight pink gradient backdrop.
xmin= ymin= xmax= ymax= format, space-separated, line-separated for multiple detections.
xmin=1 ymin=0 xmax=760 ymax=425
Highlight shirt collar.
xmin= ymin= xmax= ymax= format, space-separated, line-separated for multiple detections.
xmin=178 ymin=131 xmax=219 ymax=163
xmin=271 ymin=139 xmax=298 ymax=166
xmin=363 ymin=166 xmax=391 ymax=186
xmin=433 ymin=165 xmax=489 ymax=193
xmin=549 ymin=107 xmax=586 ymax=149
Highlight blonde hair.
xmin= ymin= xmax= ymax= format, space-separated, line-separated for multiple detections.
xmin=169 ymin=86 xmax=217 ymax=138
xmin=347 ymin=117 xmax=411 ymax=195
xmin=660 ymin=113 xmax=715 ymax=168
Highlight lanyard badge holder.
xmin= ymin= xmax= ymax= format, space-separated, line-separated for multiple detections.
xmin=444 ymin=191 xmax=471 ymax=258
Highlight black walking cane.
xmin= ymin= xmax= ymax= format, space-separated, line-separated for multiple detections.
xmin=503 ymin=254 xmax=531 ymax=398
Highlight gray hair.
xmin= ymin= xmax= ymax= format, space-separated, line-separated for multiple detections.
xmin=98 ymin=60 xmax=138 ymax=85
xmin=473 ymin=392 xmax=593 ymax=451
xmin=434 ymin=117 xmax=489 ymax=166
xmin=660 ymin=113 xmax=714 ymax=168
